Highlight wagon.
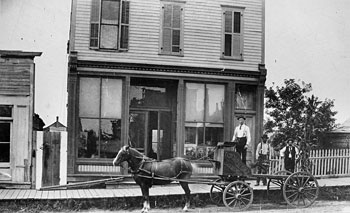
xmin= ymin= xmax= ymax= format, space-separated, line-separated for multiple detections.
xmin=205 ymin=141 xmax=320 ymax=211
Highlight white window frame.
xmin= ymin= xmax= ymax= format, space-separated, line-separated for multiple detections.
xmin=89 ymin=0 xmax=130 ymax=51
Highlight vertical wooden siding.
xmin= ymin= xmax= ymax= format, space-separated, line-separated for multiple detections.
xmin=72 ymin=0 xmax=263 ymax=71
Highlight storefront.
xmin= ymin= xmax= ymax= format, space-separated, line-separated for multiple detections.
xmin=67 ymin=61 xmax=266 ymax=181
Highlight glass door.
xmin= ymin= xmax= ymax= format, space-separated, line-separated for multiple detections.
xmin=129 ymin=110 xmax=172 ymax=161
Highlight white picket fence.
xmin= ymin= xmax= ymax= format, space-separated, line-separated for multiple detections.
xmin=269 ymin=148 xmax=350 ymax=177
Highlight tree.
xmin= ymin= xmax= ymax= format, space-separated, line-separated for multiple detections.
xmin=264 ymin=79 xmax=337 ymax=150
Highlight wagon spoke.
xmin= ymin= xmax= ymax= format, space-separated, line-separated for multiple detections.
xmin=302 ymin=177 xmax=311 ymax=187
xmin=287 ymin=191 xmax=298 ymax=200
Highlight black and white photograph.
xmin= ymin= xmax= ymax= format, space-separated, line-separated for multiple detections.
xmin=1 ymin=0 xmax=350 ymax=212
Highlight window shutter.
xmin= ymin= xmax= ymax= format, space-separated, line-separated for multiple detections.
xmin=120 ymin=0 xmax=129 ymax=50
xmin=232 ymin=11 xmax=242 ymax=58
xmin=90 ymin=0 xmax=100 ymax=48
xmin=222 ymin=9 xmax=243 ymax=59
xmin=161 ymin=4 xmax=182 ymax=54
xmin=172 ymin=5 xmax=181 ymax=53
xmin=162 ymin=4 xmax=172 ymax=53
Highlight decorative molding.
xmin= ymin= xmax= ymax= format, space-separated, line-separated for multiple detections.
xmin=75 ymin=60 xmax=263 ymax=79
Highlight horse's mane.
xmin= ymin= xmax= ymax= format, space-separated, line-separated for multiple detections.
xmin=128 ymin=146 xmax=155 ymax=161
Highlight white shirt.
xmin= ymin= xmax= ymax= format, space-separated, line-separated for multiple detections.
xmin=232 ymin=124 xmax=251 ymax=146
xmin=255 ymin=142 xmax=271 ymax=160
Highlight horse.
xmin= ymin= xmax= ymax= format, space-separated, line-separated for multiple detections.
xmin=113 ymin=145 xmax=193 ymax=213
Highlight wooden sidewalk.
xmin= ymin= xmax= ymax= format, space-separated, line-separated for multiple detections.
xmin=1 ymin=177 xmax=349 ymax=201
xmin=0 ymin=184 xmax=211 ymax=200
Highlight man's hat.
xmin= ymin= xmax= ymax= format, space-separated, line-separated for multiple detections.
xmin=237 ymin=115 xmax=246 ymax=120
xmin=261 ymin=134 xmax=268 ymax=140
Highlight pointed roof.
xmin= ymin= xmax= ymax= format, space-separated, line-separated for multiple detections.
xmin=44 ymin=116 xmax=67 ymax=132
xmin=332 ymin=118 xmax=350 ymax=133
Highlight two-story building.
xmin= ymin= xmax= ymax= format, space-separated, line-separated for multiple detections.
xmin=67 ymin=0 xmax=266 ymax=182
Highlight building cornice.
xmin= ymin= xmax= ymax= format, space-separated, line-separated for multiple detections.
xmin=70 ymin=59 xmax=265 ymax=80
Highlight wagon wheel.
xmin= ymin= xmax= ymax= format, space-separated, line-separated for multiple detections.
xmin=210 ymin=178 xmax=225 ymax=205
xmin=223 ymin=181 xmax=253 ymax=211
xmin=267 ymin=170 xmax=292 ymax=198
xmin=283 ymin=171 xmax=319 ymax=208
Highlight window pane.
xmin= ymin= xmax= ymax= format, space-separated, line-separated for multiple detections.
xmin=234 ymin=12 xmax=241 ymax=33
xmin=78 ymin=118 xmax=99 ymax=158
xmin=101 ymin=25 xmax=118 ymax=49
xmin=0 ymin=106 xmax=12 ymax=117
xmin=235 ymin=85 xmax=256 ymax=110
xmin=185 ymin=124 xmax=204 ymax=145
xmin=79 ymin=78 xmax=100 ymax=117
xmin=206 ymin=84 xmax=225 ymax=122
xmin=172 ymin=29 xmax=180 ymax=46
xmin=100 ymin=119 xmax=121 ymax=158
xmin=129 ymin=113 xmax=145 ymax=152
xmin=101 ymin=0 xmax=120 ymax=25
xmin=130 ymin=85 xmax=168 ymax=108
xmin=0 ymin=123 xmax=10 ymax=142
xmin=0 ymin=143 xmax=10 ymax=162
xmin=225 ymin=11 xmax=232 ymax=33
xmin=185 ymin=83 xmax=204 ymax=121
xmin=172 ymin=5 xmax=181 ymax=28
xmin=101 ymin=78 xmax=122 ymax=118
xmin=224 ymin=34 xmax=232 ymax=56
xmin=205 ymin=124 xmax=224 ymax=147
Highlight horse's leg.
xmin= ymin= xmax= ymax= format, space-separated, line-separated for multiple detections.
xmin=140 ymin=184 xmax=150 ymax=213
xmin=180 ymin=182 xmax=191 ymax=211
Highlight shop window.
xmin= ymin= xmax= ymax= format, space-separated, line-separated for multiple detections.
xmin=160 ymin=2 xmax=184 ymax=55
xmin=235 ymin=85 xmax=256 ymax=110
xmin=90 ymin=0 xmax=129 ymax=50
xmin=0 ymin=105 xmax=12 ymax=163
xmin=184 ymin=83 xmax=224 ymax=160
xmin=221 ymin=6 xmax=244 ymax=60
xmin=78 ymin=77 xmax=122 ymax=159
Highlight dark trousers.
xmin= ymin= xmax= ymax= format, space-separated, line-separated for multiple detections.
xmin=256 ymin=154 xmax=268 ymax=185
xmin=285 ymin=158 xmax=295 ymax=173
xmin=236 ymin=137 xmax=247 ymax=164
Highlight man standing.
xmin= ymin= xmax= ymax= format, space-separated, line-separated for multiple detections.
xmin=232 ymin=115 xmax=251 ymax=164
xmin=255 ymin=134 xmax=270 ymax=186
xmin=280 ymin=139 xmax=299 ymax=173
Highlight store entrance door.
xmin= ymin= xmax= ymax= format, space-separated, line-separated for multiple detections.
xmin=129 ymin=110 xmax=172 ymax=161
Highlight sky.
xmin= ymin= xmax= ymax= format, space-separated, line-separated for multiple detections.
xmin=0 ymin=0 xmax=349 ymax=126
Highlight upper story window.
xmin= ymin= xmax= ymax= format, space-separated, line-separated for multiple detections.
xmin=0 ymin=105 xmax=12 ymax=163
xmin=221 ymin=6 xmax=244 ymax=60
xmin=90 ymin=0 xmax=130 ymax=50
xmin=160 ymin=2 xmax=184 ymax=56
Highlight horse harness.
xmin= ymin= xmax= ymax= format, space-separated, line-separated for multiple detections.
xmin=130 ymin=156 xmax=191 ymax=185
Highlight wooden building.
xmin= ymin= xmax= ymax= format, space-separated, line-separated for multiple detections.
xmin=67 ymin=0 xmax=267 ymax=182
xmin=0 ymin=50 xmax=42 ymax=188
xmin=322 ymin=119 xmax=350 ymax=149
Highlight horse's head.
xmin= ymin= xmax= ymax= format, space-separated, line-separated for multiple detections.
xmin=113 ymin=145 xmax=131 ymax=166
